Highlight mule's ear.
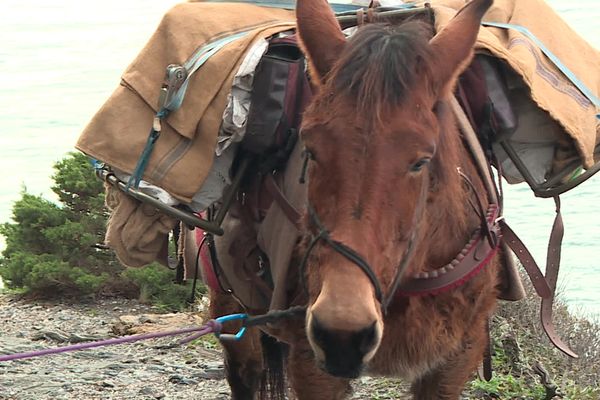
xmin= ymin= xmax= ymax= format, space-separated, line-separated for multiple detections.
xmin=296 ymin=0 xmax=346 ymax=82
xmin=429 ymin=0 xmax=492 ymax=95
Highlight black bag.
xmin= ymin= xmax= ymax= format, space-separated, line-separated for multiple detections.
xmin=458 ymin=54 xmax=518 ymax=152
xmin=242 ymin=35 xmax=311 ymax=157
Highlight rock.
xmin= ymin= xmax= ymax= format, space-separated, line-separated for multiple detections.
xmin=168 ymin=374 xmax=198 ymax=385
xmin=31 ymin=329 xmax=70 ymax=342
xmin=139 ymin=386 xmax=166 ymax=399
xmin=199 ymin=362 xmax=225 ymax=380
xmin=168 ymin=374 xmax=184 ymax=384
xmin=138 ymin=314 xmax=158 ymax=324
xmin=111 ymin=313 xmax=204 ymax=335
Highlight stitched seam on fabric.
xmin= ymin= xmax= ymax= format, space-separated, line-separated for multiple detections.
xmin=508 ymin=37 xmax=592 ymax=109
xmin=149 ymin=136 xmax=193 ymax=182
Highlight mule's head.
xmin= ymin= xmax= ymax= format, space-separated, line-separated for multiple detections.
xmin=296 ymin=0 xmax=492 ymax=378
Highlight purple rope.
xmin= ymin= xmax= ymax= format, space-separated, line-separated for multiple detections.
xmin=179 ymin=319 xmax=222 ymax=345
xmin=0 ymin=320 xmax=222 ymax=362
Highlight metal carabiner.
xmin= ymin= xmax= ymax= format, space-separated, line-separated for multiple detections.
xmin=215 ymin=313 xmax=248 ymax=341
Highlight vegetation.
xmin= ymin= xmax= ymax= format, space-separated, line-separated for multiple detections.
xmin=122 ymin=263 xmax=201 ymax=311
xmin=0 ymin=152 xmax=201 ymax=310
xmin=467 ymin=281 xmax=600 ymax=400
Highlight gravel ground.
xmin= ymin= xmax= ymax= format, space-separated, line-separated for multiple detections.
xmin=0 ymin=295 xmax=231 ymax=400
xmin=0 ymin=295 xmax=407 ymax=399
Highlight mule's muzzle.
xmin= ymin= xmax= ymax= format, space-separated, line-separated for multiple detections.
xmin=310 ymin=316 xmax=378 ymax=378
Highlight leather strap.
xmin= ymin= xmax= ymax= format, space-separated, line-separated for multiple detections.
xmin=500 ymin=202 xmax=577 ymax=357
xmin=451 ymin=96 xmax=577 ymax=358
xmin=450 ymin=96 xmax=498 ymax=205
xmin=395 ymin=204 xmax=500 ymax=296
xmin=540 ymin=197 xmax=578 ymax=358
xmin=302 ymin=205 xmax=384 ymax=305
xmin=482 ymin=318 xmax=493 ymax=381
xmin=499 ymin=221 xmax=552 ymax=299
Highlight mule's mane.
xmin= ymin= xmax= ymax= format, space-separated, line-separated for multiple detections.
xmin=328 ymin=21 xmax=435 ymax=116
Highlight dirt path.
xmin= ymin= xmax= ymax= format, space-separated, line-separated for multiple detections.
xmin=0 ymin=295 xmax=407 ymax=399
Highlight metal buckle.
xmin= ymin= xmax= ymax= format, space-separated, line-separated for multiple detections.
xmin=215 ymin=313 xmax=248 ymax=341
xmin=158 ymin=64 xmax=188 ymax=111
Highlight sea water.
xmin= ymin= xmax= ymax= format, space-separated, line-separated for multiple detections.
xmin=0 ymin=0 xmax=598 ymax=317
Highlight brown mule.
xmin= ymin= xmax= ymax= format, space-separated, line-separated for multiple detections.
xmin=209 ymin=0 xmax=501 ymax=398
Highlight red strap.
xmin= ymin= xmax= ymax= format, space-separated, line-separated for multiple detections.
xmin=194 ymin=221 xmax=222 ymax=293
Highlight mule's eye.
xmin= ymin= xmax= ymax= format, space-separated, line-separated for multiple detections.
xmin=410 ymin=157 xmax=431 ymax=172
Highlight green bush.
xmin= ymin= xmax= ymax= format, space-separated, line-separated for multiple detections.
xmin=0 ymin=152 xmax=200 ymax=308
xmin=0 ymin=152 xmax=118 ymax=296
xmin=122 ymin=263 xmax=205 ymax=311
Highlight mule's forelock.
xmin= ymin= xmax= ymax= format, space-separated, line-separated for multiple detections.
xmin=328 ymin=22 xmax=435 ymax=117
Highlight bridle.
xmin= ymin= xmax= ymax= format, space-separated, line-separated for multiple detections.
xmin=299 ymin=165 xmax=430 ymax=314
xmin=297 ymin=159 xmax=505 ymax=314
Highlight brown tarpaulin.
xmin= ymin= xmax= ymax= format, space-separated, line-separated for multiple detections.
xmin=76 ymin=3 xmax=296 ymax=203
xmin=434 ymin=0 xmax=600 ymax=168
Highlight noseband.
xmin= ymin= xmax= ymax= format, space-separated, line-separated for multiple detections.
xmin=299 ymin=171 xmax=430 ymax=314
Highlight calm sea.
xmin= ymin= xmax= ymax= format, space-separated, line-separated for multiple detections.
xmin=0 ymin=0 xmax=598 ymax=316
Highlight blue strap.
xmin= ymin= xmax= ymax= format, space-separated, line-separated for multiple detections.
xmin=127 ymin=28 xmax=257 ymax=189
xmin=165 ymin=30 xmax=253 ymax=111
xmin=207 ymin=0 xmax=364 ymax=13
xmin=206 ymin=0 xmax=416 ymax=13
xmin=482 ymin=21 xmax=600 ymax=119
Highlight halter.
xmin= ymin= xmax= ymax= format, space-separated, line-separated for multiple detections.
xmin=299 ymin=168 xmax=430 ymax=314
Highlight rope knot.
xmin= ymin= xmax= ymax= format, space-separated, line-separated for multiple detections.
xmin=205 ymin=319 xmax=223 ymax=336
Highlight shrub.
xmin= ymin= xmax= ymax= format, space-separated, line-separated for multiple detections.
xmin=122 ymin=263 xmax=205 ymax=311
xmin=0 ymin=155 xmax=118 ymax=296
xmin=0 ymin=152 xmax=200 ymax=308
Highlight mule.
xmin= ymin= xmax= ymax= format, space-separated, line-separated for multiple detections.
xmin=208 ymin=0 xmax=503 ymax=398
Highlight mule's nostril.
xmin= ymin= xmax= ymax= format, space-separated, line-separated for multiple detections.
xmin=356 ymin=321 xmax=378 ymax=355
xmin=310 ymin=315 xmax=329 ymax=348
xmin=309 ymin=316 xmax=380 ymax=378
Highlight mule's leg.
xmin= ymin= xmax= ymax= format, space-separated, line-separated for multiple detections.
xmin=287 ymin=335 xmax=352 ymax=400
xmin=210 ymin=291 xmax=264 ymax=400
xmin=410 ymin=331 xmax=488 ymax=400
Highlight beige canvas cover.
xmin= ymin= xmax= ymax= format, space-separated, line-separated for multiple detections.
xmin=76 ymin=3 xmax=296 ymax=203
xmin=433 ymin=0 xmax=600 ymax=169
